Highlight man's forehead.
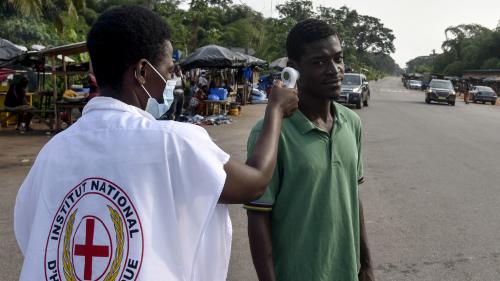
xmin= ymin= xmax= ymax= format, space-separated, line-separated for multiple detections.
xmin=303 ymin=36 xmax=342 ymax=57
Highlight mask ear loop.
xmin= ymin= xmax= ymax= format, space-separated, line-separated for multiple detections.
xmin=136 ymin=69 xmax=153 ymax=99
xmin=144 ymin=60 xmax=168 ymax=84
xmin=140 ymin=84 xmax=153 ymax=99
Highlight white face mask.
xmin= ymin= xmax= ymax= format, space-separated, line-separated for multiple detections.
xmin=139 ymin=61 xmax=177 ymax=119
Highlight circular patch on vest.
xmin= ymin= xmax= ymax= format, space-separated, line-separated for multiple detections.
xmin=44 ymin=178 xmax=144 ymax=281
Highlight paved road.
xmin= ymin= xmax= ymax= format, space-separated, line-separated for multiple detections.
xmin=355 ymin=77 xmax=500 ymax=281
xmin=227 ymin=77 xmax=500 ymax=281
xmin=2 ymin=77 xmax=500 ymax=281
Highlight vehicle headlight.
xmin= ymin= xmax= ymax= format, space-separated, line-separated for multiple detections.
xmin=450 ymin=91 xmax=456 ymax=95
xmin=353 ymin=87 xmax=362 ymax=93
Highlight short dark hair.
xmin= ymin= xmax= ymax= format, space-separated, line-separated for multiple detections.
xmin=87 ymin=5 xmax=171 ymax=90
xmin=286 ymin=19 xmax=338 ymax=61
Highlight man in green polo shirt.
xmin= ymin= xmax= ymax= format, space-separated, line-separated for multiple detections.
xmin=245 ymin=19 xmax=374 ymax=281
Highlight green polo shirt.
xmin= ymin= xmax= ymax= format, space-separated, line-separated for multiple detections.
xmin=244 ymin=102 xmax=364 ymax=281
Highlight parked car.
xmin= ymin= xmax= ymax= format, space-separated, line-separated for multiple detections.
xmin=408 ymin=80 xmax=422 ymax=90
xmin=425 ymin=79 xmax=456 ymax=106
xmin=336 ymin=73 xmax=370 ymax=109
xmin=470 ymin=86 xmax=497 ymax=105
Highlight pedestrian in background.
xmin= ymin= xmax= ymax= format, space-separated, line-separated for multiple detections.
xmin=464 ymin=80 xmax=472 ymax=104
xmin=166 ymin=66 xmax=185 ymax=120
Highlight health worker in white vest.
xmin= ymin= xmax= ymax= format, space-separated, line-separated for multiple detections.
xmin=14 ymin=5 xmax=298 ymax=281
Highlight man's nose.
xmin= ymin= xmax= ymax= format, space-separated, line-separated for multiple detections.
xmin=326 ymin=60 xmax=340 ymax=75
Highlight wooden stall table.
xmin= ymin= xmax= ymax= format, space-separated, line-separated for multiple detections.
xmin=205 ymin=100 xmax=229 ymax=116
xmin=56 ymin=100 xmax=87 ymax=131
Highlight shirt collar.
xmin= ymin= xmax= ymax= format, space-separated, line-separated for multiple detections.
xmin=290 ymin=102 xmax=347 ymax=135
xmin=82 ymin=96 xmax=156 ymax=121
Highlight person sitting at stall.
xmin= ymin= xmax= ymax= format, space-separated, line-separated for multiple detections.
xmin=189 ymin=84 xmax=208 ymax=115
xmin=222 ymin=79 xmax=233 ymax=93
xmin=4 ymin=77 xmax=33 ymax=131
xmin=198 ymin=70 xmax=208 ymax=87
xmin=187 ymin=78 xmax=198 ymax=107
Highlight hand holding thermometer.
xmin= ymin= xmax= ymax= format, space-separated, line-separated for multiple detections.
xmin=268 ymin=67 xmax=300 ymax=118
xmin=281 ymin=67 xmax=300 ymax=88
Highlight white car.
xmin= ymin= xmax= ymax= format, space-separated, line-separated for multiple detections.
xmin=408 ymin=80 xmax=422 ymax=90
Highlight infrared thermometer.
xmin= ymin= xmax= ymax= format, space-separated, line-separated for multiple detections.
xmin=281 ymin=67 xmax=300 ymax=88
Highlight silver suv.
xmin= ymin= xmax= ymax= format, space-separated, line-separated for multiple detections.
xmin=337 ymin=73 xmax=370 ymax=109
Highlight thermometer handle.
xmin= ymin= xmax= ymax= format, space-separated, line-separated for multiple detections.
xmin=281 ymin=67 xmax=299 ymax=88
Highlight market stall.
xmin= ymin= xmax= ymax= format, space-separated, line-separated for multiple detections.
xmin=0 ymin=38 xmax=25 ymax=68
xmin=181 ymin=45 xmax=246 ymax=113
xmin=482 ymin=77 xmax=500 ymax=95
xmin=269 ymin=57 xmax=288 ymax=70
xmin=0 ymin=40 xmax=46 ymax=128
xmin=37 ymin=41 xmax=90 ymax=131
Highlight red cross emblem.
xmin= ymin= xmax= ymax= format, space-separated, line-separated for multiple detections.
xmin=74 ymin=218 xmax=110 ymax=280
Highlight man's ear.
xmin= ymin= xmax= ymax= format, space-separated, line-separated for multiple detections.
xmin=287 ymin=58 xmax=299 ymax=70
xmin=286 ymin=59 xmax=302 ymax=88
xmin=134 ymin=60 xmax=148 ymax=85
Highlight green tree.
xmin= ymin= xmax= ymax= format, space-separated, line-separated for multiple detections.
xmin=366 ymin=53 xmax=401 ymax=75
xmin=442 ymin=24 xmax=489 ymax=59
xmin=257 ymin=17 xmax=294 ymax=61
xmin=354 ymin=15 xmax=395 ymax=54
xmin=186 ymin=0 xmax=232 ymax=50
xmin=315 ymin=5 xmax=396 ymax=76
xmin=408 ymin=23 xmax=500 ymax=76
xmin=276 ymin=0 xmax=314 ymax=22
xmin=318 ymin=6 xmax=358 ymax=50
xmin=406 ymin=55 xmax=435 ymax=73
xmin=0 ymin=17 xmax=60 ymax=45
xmin=414 ymin=65 xmax=432 ymax=74
xmin=6 ymin=0 xmax=41 ymax=16
xmin=2 ymin=0 xmax=95 ymax=46
xmin=154 ymin=1 xmax=190 ymax=53
xmin=0 ymin=0 xmax=400 ymax=77
xmin=481 ymin=57 xmax=500 ymax=69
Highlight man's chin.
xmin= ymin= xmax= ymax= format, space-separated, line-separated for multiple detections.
xmin=327 ymin=89 xmax=341 ymax=100
xmin=304 ymin=85 xmax=341 ymax=100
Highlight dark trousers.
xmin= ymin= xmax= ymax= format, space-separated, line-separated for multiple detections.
xmin=166 ymin=92 xmax=184 ymax=121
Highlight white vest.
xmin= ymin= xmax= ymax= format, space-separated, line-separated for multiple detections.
xmin=14 ymin=97 xmax=232 ymax=281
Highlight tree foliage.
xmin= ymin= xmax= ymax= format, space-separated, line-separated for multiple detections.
xmin=407 ymin=24 xmax=500 ymax=76
xmin=0 ymin=0 xmax=399 ymax=76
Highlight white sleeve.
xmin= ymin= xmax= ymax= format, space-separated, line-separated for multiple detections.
xmin=169 ymin=125 xmax=230 ymax=201
xmin=165 ymin=123 xmax=230 ymax=268
xmin=14 ymin=160 xmax=40 ymax=255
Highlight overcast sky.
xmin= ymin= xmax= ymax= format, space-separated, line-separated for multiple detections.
xmin=235 ymin=0 xmax=500 ymax=67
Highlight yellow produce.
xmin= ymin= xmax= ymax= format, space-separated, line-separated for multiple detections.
xmin=63 ymin=90 xmax=78 ymax=98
